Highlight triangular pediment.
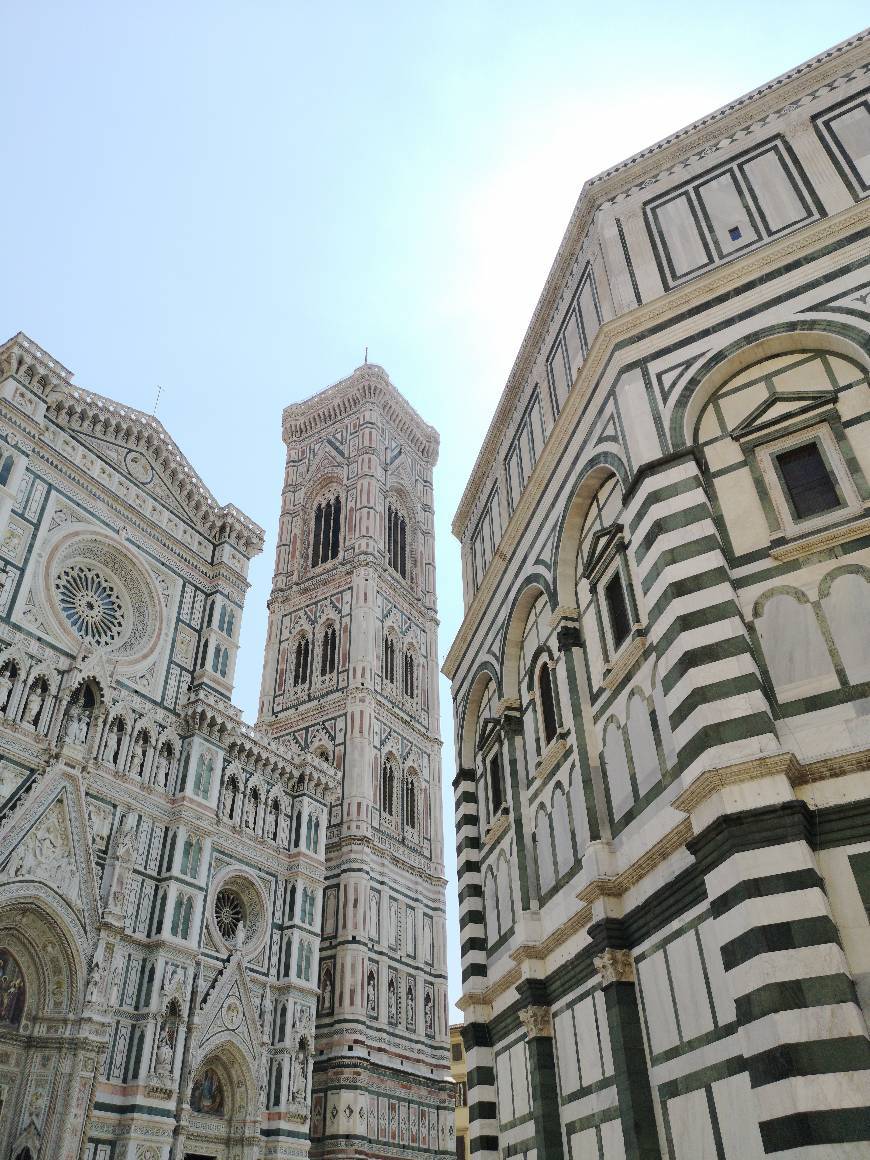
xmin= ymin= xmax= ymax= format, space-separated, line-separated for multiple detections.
xmin=582 ymin=523 xmax=624 ymax=580
xmin=195 ymin=954 xmax=262 ymax=1065
xmin=0 ymin=772 xmax=102 ymax=940
xmin=732 ymin=390 xmax=837 ymax=438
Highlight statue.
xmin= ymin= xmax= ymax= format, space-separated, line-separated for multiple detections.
xmin=0 ymin=669 xmax=13 ymax=713
xmin=22 ymin=683 xmax=43 ymax=727
xmin=155 ymin=748 xmax=170 ymax=787
xmin=292 ymin=1038 xmax=308 ymax=1102
xmin=85 ymin=956 xmax=103 ymax=1005
xmin=129 ymin=733 xmax=146 ymax=776
xmin=109 ymin=963 xmax=122 ymax=1006
xmin=154 ymin=1025 xmax=174 ymax=1077
xmin=232 ymin=921 xmax=246 ymax=951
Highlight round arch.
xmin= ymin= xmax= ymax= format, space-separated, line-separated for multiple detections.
xmin=499 ymin=575 xmax=557 ymax=701
xmin=668 ymin=321 xmax=870 ymax=450
xmin=553 ymin=455 xmax=630 ymax=609
xmin=458 ymin=665 xmax=501 ymax=771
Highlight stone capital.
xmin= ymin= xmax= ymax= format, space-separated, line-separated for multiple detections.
xmin=518 ymin=1004 xmax=553 ymax=1039
xmin=593 ymin=948 xmax=634 ymax=986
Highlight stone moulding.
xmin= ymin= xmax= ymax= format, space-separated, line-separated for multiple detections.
xmin=534 ymin=735 xmax=567 ymax=782
xmin=602 ymin=635 xmax=646 ymax=692
xmin=769 ymin=513 xmax=870 ymax=561
xmin=483 ymin=805 xmax=510 ymax=848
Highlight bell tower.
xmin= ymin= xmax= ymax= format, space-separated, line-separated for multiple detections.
xmin=258 ymin=364 xmax=454 ymax=1158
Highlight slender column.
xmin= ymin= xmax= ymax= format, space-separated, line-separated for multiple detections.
xmin=517 ymin=983 xmax=565 ymax=1160
xmin=453 ymin=767 xmax=486 ymax=988
xmin=688 ymin=793 xmax=870 ymax=1155
xmin=460 ymin=1019 xmax=500 ymax=1160
xmin=589 ymin=925 xmax=662 ymax=1160
xmin=555 ymin=619 xmax=604 ymax=842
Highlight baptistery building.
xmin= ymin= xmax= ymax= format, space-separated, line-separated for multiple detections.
xmin=445 ymin=30 xmax=870 ymax=1160
xmin=0 ymin=331 xmax=451 ymax=1159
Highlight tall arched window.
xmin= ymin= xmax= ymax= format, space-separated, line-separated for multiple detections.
xmin=321 ymin=625 xmax=337 ymax=676
xmin=383 ymin=635 xmax=396 ymax=684
xmin=312 ymin=495 xmax=342 ymax=567
xmin=293 ymin=636 xmax=310 ymax=687
xmin=386 ymin=504 xmax=407 ymax=579
xmin=404 ymin=774 xmax=417 ymax=832
xmin=538 ymin=662 xmax=558 ymax=746
xmin=403 ymin=650 xmax=415 ymax=699
xmin=218 ymin=605 xmax=227 ymax=633
xmin=381 ymin=758 xmax=396 ymax=817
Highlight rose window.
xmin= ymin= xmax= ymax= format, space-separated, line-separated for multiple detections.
xmin=214 ymin=889 xmax=245 ymax=940
xmin=54 ymin=565 xmax=125 ymax=646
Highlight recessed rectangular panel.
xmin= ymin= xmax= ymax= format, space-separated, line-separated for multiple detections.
xmin=740 ymin=147 xmax=812 ymax=233
xmin=577 ymin=274 xmax=601 ymax=349
xmin=651 ymin=193 xmax=711 ymax=280
xmin=829 ymin=101 xmax=870 ymax=190
xmin=696 ymin=170 xmax=759 ymax=255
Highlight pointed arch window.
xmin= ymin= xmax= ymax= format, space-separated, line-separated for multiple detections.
xmin=538 ymin=662 xmax=558 ymax=746
xmin=381 ymin=759 xmax=396 ymax=818
xmin=404 ymin=774 xmax=417 ymax=832
xmin=312 ymin=495 xmax=342 ymax=567
xmin=293 ymin=635 xmax=310 ymax=687
xmin=321 ymin=624 xmax=337 ymax=676
xmin=403 ymin=650 xmax=415 ymax=699
xmin=383 ymin=635 xmax=396 ymax=685
xmin=386 ymin=504 xmax=407 ymax=579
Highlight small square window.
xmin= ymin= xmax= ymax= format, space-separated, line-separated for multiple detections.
xmin=775 ymin=441 xmax=842 ymax=520
xmin=604 ymin=571 xmax=631 ymax=650
xmin=728 ymin=225 xmax=742 ymax=241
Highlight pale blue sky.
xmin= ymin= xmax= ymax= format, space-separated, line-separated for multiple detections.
xmin=2 ymin=2 xmax=866 ymax=1015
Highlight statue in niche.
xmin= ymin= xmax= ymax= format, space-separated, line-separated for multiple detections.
xmin=0 ymin=668 xmax=14 ymax=713
xmin=129 ymin=733 xmax=146 ymax=776
xmin=320 ymin=967 xmax=333 ymax=1013
xmin=64 ymin=703 xmax=82 ymax=743
xmin=154 ymin=1025 xmax=173 ymax=1077
xmin=292 ymin=1037 xmax=309 ymax=1102
xmin=406 ymin=979 xmax=415 ymax=1028
xmin=424 ymin=988 xmax=434 ymax=1036
xmin=85 ymin=955 xmax=103 ymax=1005
xmin=107 ymin=812 xmax=138 ymax=915
xmin=155 ymin=746 xmax=170 ymax=788
xmin=369 ymin=890 xmax=380 ymax=942
xmin=367 ymin=970 xmax=377 ymax=1016
xmin=387 ymin=975 xmax=396 ymax=1024
xmin=22 ymin=683 xmax=44 ymax=727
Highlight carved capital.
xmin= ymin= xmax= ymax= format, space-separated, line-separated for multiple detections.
xmin=593 ymin=948 xmax=634 ymax=986
xmin=557 ymin=625 xmax=583 ymax=652
xmin=518 ymin=1004 xmax=553 ymax=1039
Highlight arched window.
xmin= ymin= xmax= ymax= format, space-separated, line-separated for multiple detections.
xmin=211 ymin=644 xmax=221 ymax=673
xmin=288 ymin=884 xmax=296 ymax=921
xmin=269 ymin=798 xmax=280 ymax=841
xmin=489 ymin=751 xmax=504 ymax=815
xmin=219 ymin=649 xmax=228 ymax=679
xmin=538 ymin=662 xmax=558 ymax=746
xmin=311 ymin=495 xmax=342 ymax=567
xmin=275 ymin=1001 xmax=287 ymax=1044
xmin=218 ymin=605 xmax=227 ymax=633
xmin=246 ymin=787 xmax=259 ymax=830
xmin=193 ymin=754 xmax=213 ymax=797
xmin=301 ymin=887 xmax=310 ymax=923
xmin=386 ymin=504 xmax=407 ymax=578
xmin=271 ymin=1060 xmax=283 ymax=1107
xmin=181 ymin=896 xmax=193 ymax=939
xmin=206 ymin=602 xmax=215 ymax=629
xmin=303 ymin=943 xmax=312 ymax=981
xmin=321 ymin=625 xmax=337 ymax=676
xmin=190 ymin=839 xmax=202 ymax=877
xmin=181 ymin=837 xmax=193 ymax=875
xmin=171 ymin=895 xmax=182 ymax=937
xmin=0 ymin=661 xmax=17 ymax=714
xmin=305 ymin=890 xmax=315 ymax=924
xmin=403 ymin=650 xmax=415 ymax=699
xmin=226 ymin=610 xmax=235 ymax=638
xmin=404 ymin=774 xmax=417 ymax=832
xmin=305 ymin=813 xmax=313 ymax=850
xmin=381 ymin=759 xmax=396 ymax=817
xmin=200 ymin=640 xmax=209 ymax=669
xmin=312 ymin=819 xmax=320 ymax=853
xmin=293 ymin=811 xmax=302 ymax=848
xmin=223 ymin=776 xmax=238 ymax=819
xmin=293 ymin=636 xmax=310 ymax=687
xmin=283 ymin=937 xmax=293 ymax=978
xmin=383 ymin=634 xmax=396 ymax=684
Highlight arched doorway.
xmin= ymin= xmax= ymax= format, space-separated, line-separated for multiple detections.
xmin=184 ymin=1046 xmax=256 ymax=1160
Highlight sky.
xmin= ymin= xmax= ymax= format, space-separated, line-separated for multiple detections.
xmin=2 ymin=1 xmax=866 ymax=1017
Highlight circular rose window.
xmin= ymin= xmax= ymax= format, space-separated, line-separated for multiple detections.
xmin=209 ymin=873 xmax=265 ymax=954
xmin=55 ymin=565 xmax=125 ymax=646
xmin=43 ymin=532 xmax=163 ymax=664
xmin=214 ymin=888 xmax=245 ymax=940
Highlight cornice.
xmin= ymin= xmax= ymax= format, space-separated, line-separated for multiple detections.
xmin=443 ymin=203 xmax=870 ymax=681
xmin=451 ymin=33 xmax=870 ymax=540
xmin=282 ymin=363 xmax=440 ymax=465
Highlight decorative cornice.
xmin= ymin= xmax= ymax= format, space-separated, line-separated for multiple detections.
xmin=450 ymin=34 xmax=870 ymax=540
xmin=602 ymin=635 xmax=646 ymax=692
xmin=0 ymin=332 xmax=265 ymax=558
xmin=578 ymin=818 xmax=693 ymax=906
xmin=282 ymin=364 xmax=440 ymax=465
xmin=443 ymin=203 xmax=870 ymax=681
xmin=769 ymin=513 xmax=870 ymax=561
xmin=534 ymin=735 xmax=567 ymax=782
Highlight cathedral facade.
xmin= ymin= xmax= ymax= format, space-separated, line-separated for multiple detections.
xmin=445 ymin=30 xmax=870 ymax=1160
xmin=0 ymin=333 xmax=450 ymax=1160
